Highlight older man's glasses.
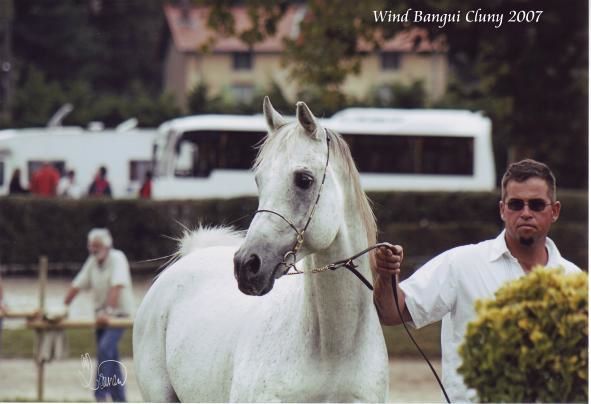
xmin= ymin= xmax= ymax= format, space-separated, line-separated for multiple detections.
xmin=506 ymin=198 xmax=552 ymax=212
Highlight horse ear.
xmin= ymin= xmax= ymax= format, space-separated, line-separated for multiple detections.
xmin=296 ymin=101 xmax=319 ymax=139
xmin=263 ymin=96 xmax=286 ymax=133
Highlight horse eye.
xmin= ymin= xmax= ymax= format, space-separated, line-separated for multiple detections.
xmin=294 ymin=172 xmax=314 ymax=190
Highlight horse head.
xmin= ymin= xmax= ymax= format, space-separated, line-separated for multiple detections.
xmin=233 ymin=97 xmax=345 ymax=296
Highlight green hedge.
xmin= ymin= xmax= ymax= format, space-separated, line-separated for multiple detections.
xmin=0 ymin=191 xmax=587 ymax=273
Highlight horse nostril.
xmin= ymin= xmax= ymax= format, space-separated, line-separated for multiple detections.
xmin=244 ymin=254 xmax=261 ymax=275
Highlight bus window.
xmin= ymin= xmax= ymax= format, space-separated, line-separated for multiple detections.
xmin=173 ymin=130 xmax=266 ymax=177
xmin=0 ymin=161 xmax=4 ymax=186
xmin=421 ymin=137 xmax=473 ymax=175
xmin=130 ymin=160 xmax=153 ymax=182
xmin=174 ymin=141 xmax=197 ymax=176
xmin=343 ymin=134 xmax=474 ymax=175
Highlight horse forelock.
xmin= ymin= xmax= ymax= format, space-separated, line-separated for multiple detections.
xmin=253 ymin=124 xmax=378 ymax=274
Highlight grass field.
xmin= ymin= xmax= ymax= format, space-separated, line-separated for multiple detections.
xmin=1 ymin=322 xmax=441 ymax=359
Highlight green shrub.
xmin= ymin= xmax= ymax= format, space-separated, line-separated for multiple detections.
xmin=458 ymin=267 xmax=588 ymax=403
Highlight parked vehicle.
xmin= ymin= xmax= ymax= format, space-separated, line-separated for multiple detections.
xmin=151 ymin=108 xmax=495 ymax=199
xmin=0 ymin=118 xmax=158 ymax=198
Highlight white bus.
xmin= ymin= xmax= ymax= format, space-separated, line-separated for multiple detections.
xmin=0 ymin=123 xmax=158 ymax=198
xmin=152 ymin=108 xmax=495 ymax=199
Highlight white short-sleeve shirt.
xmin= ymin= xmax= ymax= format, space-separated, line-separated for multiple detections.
xmin=72 ymin=248 xmax=134 ymax=317
xmin=400 ymin=230 xmax=580 ymax=402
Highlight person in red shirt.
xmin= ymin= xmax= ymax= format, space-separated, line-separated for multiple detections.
xmin=88 ymin=166 xmax=112 ymax=197
xmin=138 ymin=170 xmax=152 ymax=199
xmin=30 ymin=162 xmax=60 ymax=196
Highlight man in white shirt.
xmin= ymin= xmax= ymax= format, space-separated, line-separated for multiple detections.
xmin=64 ymin=228 xmax=134 ymax=402
xmin=373 ymin=159 xmax=581 ymax=402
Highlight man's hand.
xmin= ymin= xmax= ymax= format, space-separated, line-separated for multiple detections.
xmin=375 ymin=244 xmax=404 ymax=277
xmin=373 ymin=244 xmax=410 ymax=325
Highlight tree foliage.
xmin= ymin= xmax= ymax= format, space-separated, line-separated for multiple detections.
xmin=13 ymin=0 xmax=164 ymax=92
xmin=9 ymin=0 xmax=178 ymax=127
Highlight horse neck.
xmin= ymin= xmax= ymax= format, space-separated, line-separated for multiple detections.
xmin=300 ymin=186 xmax=375 ymax=356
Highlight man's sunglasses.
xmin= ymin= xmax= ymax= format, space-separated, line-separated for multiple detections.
xmin=506 ymin=198 xmax=552 ymax=212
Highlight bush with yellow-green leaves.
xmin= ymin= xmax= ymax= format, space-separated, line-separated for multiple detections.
xmin=458 ymin=267 xmax=588 ymax=403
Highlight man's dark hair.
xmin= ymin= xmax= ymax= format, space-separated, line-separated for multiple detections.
xmin=501 ymin=159 xmax=557 ymax=202
xmin=99 ymin=166 xmax=107 ymax=177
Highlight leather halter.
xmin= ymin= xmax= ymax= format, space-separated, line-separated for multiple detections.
xmin=252 ymin=129 xmax=380 ymax=290
xmin=254 ymin=130 xmax=331 ymax=277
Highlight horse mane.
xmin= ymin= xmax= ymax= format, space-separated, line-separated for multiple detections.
xmin=254 ymin=124 xmax=378 ymax=275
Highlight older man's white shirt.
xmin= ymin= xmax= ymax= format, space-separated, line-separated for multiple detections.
xmin=72 ymin=248 xmax=134 ymax=317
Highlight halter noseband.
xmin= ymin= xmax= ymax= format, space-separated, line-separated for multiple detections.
xmin=253 ymin=130 xmax=331 ymax=276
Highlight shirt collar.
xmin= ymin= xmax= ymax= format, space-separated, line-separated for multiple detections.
xmin=489 ymin=230 xmax=510 ymax=262
xmin=489 ymin=229 xmax=561 ymax=264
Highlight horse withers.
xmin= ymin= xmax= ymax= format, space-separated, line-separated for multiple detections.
xmin=133 ymin=97 xmax=389 ymax=402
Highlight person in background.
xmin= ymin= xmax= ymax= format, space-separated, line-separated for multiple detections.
xmin=138 ymin=170 xmax=152 ymax=199
xmin=64 ymin=228 xmax=134 ymax=402
xmin=373 ymin=159 xmax=581 ymax=402
xmin=88 ymin=166 xmax=112 ymax=198
xmin=9 ymin=168 xmax=29 ymax=194
xmin=58 ymin=169 xmax=82 ymax=199
xmin=30 ymin=162 xmax=60 ymax=196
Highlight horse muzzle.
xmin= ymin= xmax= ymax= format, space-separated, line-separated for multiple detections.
xmin=233 ymin=250 xmax=276 ymax=296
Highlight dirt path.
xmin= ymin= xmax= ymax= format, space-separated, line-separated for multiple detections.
xmin=1 ymin=276 xmax=444 ymax=402
xmin=0 ymin=357 xmax=442 ymax=402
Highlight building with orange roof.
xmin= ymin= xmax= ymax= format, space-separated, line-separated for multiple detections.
xmin=162 ymin=3 xmax=448 ymax=110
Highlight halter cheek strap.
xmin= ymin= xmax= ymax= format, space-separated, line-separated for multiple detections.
xmin=252 ymin=209 xmax=305 ymax=259
xmin=253 ymin=132 xmax=331 ymax=274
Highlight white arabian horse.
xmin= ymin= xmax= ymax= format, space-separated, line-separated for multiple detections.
xmin=133 ymin=97 xmax=389 ymax=402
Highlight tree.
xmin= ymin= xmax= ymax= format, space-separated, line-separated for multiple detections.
xmin=13 ymin=0 xmax=164 ymax=92
xmin=9 ymin=0 xmax=178 ymax=128
xmin=425 ymin=0 xmax=587 ymax=188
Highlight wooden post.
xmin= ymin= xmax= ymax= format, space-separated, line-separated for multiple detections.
xmin=36 ymin=255 xmax=48 ymax=402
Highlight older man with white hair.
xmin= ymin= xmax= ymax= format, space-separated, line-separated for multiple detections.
xmin=64 ymin=228 xmax=134 ymax=402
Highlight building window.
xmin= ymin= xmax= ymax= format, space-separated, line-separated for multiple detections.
xmin=232 ymin=52 xmax=253 ymax=70
xmin=381 ymin=52 xmax=401 ymax=70
xmin=230 ymin=84 xmax=255 ymax=103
